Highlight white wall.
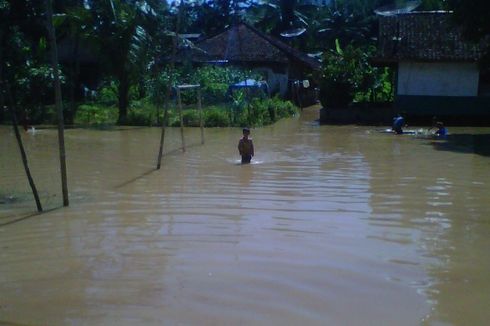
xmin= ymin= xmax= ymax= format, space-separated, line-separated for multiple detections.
xmin=398 ymin=62 xmax=479 ymax=97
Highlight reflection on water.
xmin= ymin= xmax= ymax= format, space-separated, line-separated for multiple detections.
xmin=430 ymin=133 xmax=490 ymax=157
xmin=1 ymin=108 xmax=490 ymax=325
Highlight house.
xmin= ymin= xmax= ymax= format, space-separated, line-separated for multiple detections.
xmin=373 ymin=11 xmax=490 ymax=120
xmin=181 ymin=22 xmax=321 ymax=104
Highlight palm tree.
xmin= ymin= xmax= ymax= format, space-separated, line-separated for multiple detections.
xmin=316 ymin=5 xmax=371 ymax=49
xmin=248 ymin=0 xmax=307 ymax=37
xmin=90 ymin=0 xmax=167 ymax=124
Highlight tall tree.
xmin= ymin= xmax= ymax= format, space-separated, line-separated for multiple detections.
xmin=316 ymin=5 xmax=371 ymax=49
xmin=89 ymin=0 xmax=165 ymax=124
xmin=53 ymin=0 xmax=93 ymax=124
xmin=0 ymin=0 xmax=54 ymax=125
xmin=249 ymin=0 xmax=307 ymax=37
xmin=191 ymin=0 xmax=253 ymax=36
xmin=446 ymin=0 xmax=490 ymax=72
xmin=447 ymin=0 xmax=490 ymax=42
xmin=0 ymin=1 xmax=43 ymax=212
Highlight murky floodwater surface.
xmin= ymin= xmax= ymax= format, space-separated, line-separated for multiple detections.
xmin=1 ymin=107 xmax=490 ymax=325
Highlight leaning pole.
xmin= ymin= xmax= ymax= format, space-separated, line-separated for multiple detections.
xmin=46 ymin=0 xmax=69 ymax=206
xmin=0 ymin=32 xmax=43 ymax=212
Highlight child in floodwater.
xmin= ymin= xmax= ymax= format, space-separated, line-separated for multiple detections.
xmin=434 ymin=121 xmax=447 ymax=136
xmin=392 ymin=114 xmax=405 ymax=134
xmin=238 ymin=127 xmax=254 ymax=164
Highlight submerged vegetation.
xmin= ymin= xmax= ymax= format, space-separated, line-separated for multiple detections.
xmin=74 ymin=95 xmax=297 ymax=128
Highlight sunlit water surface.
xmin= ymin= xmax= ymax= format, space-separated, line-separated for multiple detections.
xmin=1 ymin=107 xmax=490 ymax=325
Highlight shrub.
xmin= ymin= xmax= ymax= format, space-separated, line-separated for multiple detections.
xmin=75 ymin=104 xmax=117 ymax=126
xmin=247 ymin=96 xmax=298 ymax=126
xmin=204 ymin=109 xmax=229 ymax=127
xmin=191 ymin=66 xmax=260 ymax=104
xmin=31 ymin=104 xmax=57 ymax=124
xmin=320 ymin=42 xmax=394 ymax=108
xmin=127 ymin=110 xmax=153 ymax=126
xmin=273 ymin=96 xmax=298 ymax=119
xmin=183 ymin=110 xmax=201 ymax=127
xmin=147 ymin=66 xmax=263 ymax=106
xmin=96 ymin=82 xmax=118 ymax=106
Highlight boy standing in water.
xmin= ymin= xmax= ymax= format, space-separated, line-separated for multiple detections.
xmin=238 ymin=128 xmax=254 ymax=164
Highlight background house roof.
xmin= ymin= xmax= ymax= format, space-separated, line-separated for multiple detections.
xmin=376 ymin=12 xmax=485 ymax=63
xmin=186 ymin=23 xmax=321 ymax=70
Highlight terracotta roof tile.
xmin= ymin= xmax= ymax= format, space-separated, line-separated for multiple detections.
xmin=376 ymin=12 xmax=484 ymax=62
xmin=187 ymin=23 xmax=321 ymax=70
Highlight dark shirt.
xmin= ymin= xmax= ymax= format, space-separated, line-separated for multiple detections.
xmin=392 ymin=116 xmax=405 ymax=134
xmin=238 ymin=137 xmax=254 ymax=156
xmin=435 ymin=127 xmax=447 ymax=136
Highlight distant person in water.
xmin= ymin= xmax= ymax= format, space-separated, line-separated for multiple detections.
xmin=22 ymin=111 xmax=32 ymax=132
xmin=434 ymin=121 xmax=447 ymax=136
xmin=238 ymin=128 xmax=254 ymax=164
xmin=392 ymin=114 xmax=405 ymax=134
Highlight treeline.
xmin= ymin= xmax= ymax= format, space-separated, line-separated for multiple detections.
xmin=0 ymin=0 xmax=454 ymax=125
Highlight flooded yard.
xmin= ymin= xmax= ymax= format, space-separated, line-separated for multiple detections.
xmin=1 ymin=107 xmax=490 ymax=325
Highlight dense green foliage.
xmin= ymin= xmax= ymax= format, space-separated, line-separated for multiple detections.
xmin=2 ymin=0 xmax=479 ymax=123
xmin=72 ymin=95 xmax=297 ymax=128
xmin=446 ymin=0 xmax=490 ymax=71
xmin=447 ymin=0 xmax=490 ymax=41
xmin=148 ymin=65 xmax=260 ymax=106
xmin=320 ymin=43 xmax=394 ymax=108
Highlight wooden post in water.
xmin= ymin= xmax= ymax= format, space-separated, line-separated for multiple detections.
xmin=0 ymin=32 xmax=43 ymax=212
xmin=46 ymin=0 xmax=69 ymax=206
xmin=156 ymin=99 xmax=168 ymax=170
xmin=3 ymin=83 xmax=43 ymax=212
xmin=198 ymin=87 xmax=204 ymax=144
xmin=156 ymin=0 xmax=181 ymax=169
xmin=176 ymin=87 xmax=186 ymax=152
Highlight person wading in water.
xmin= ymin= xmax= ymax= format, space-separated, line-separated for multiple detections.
xmin=238 ymin=128 xmax=254 ymax=164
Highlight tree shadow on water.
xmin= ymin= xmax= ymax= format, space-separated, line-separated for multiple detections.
xmin=429 ymin=134 xmax=490 ymax=157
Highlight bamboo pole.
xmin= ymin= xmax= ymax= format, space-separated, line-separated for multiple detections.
xmin=0 ymin=32 xmax=43 ymax=212
xmin=156 ymin=98 xmax=168 ymax=170
xmin=46 ymin=0 xmax=69 ymax=206
xmin=198 ymin=87 xmax=204 ymax=144
xmin=177 ymin=87 xmax=186 ymax=152
xmin=4 ymin=83 xmax=43 ymax=212
xmin=156 ymin=0 xmax=182 ymax=169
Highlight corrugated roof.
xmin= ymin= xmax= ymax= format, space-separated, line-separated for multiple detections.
xmin=376 ymin=12 xmax=485 ymax=62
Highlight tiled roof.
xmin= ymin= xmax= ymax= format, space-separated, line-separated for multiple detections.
xmin=376 ymin=12 xmax=485 ymax=62
xmin=187 ymin=23 xmax=321 ymax=70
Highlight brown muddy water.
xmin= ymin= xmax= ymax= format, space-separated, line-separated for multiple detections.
xmin=1 ymin=107 xmax=490 ymax=325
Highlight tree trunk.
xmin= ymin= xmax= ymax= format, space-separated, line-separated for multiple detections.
xmin=0 ymin=31 xmax=43 ymax=212
xmin=46 ymin=0 xmax=69 ymax=207
xmin=117 ymin=73 xmax=129 ymax=125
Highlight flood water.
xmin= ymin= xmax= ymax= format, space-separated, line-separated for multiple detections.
xmin=1 ymin=107 xmax=490 ymax=325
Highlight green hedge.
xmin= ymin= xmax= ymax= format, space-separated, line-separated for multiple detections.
xmin=73 ymin=96 xmax=297 ymax=128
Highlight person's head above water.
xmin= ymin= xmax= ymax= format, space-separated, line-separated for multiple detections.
xmin=242 ymin=128 xmax=250 ymax=137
